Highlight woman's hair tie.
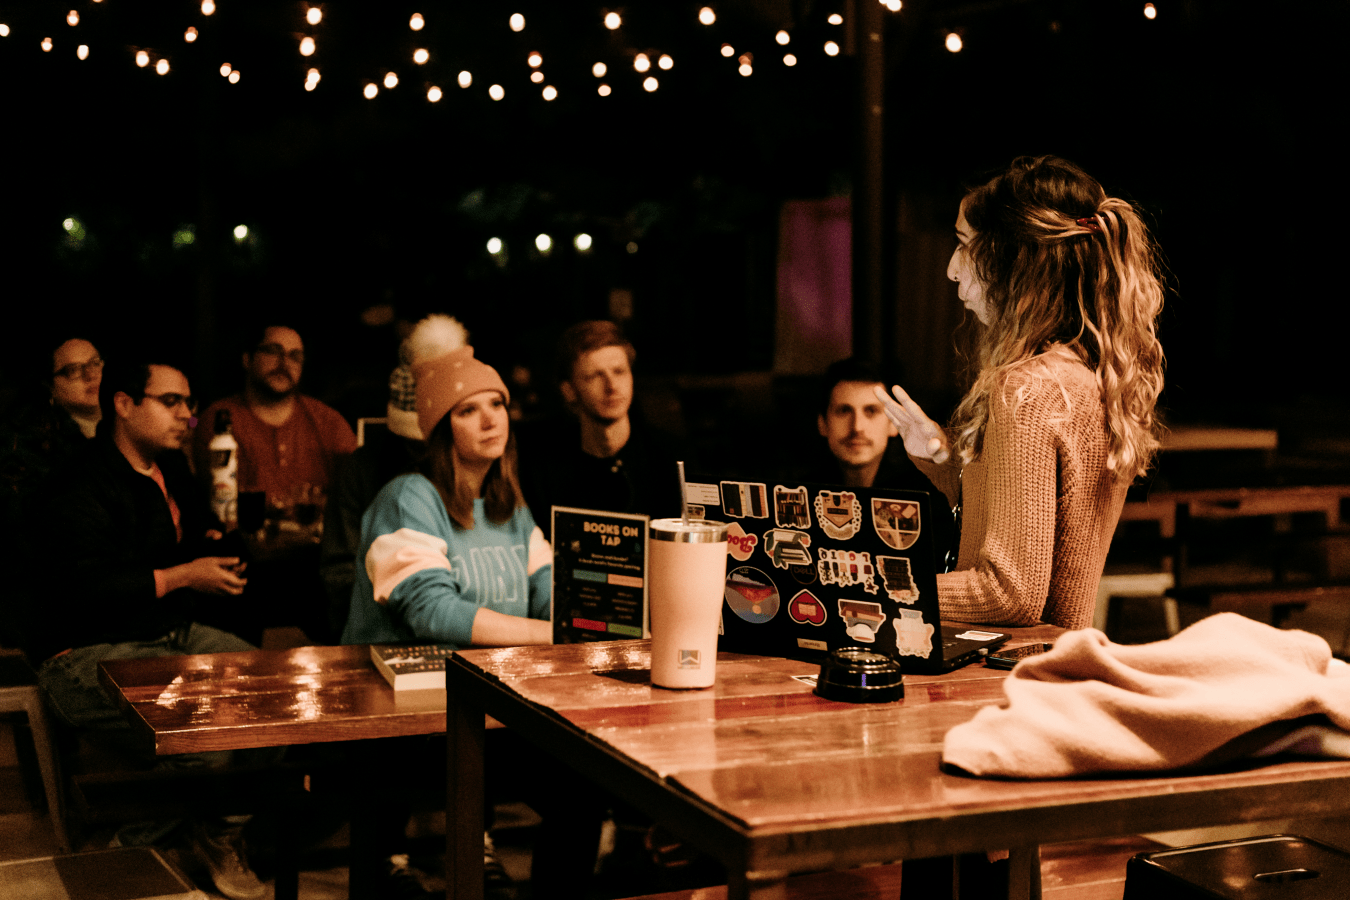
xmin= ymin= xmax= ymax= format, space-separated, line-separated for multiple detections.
xmin=1075 ymin=216 xmax=1102 ymax=234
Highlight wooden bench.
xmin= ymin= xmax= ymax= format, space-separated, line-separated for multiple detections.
xmin=615 ymin=835 xmax=1166 ymax=900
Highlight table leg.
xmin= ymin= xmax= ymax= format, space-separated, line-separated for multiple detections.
xmin=728 ymin=867 xmax=789 ymax=900
xmin=1006 ymin=845 xmax=1041 ymax=900
xmin=447 ymin=690 xmax=485 ymax=900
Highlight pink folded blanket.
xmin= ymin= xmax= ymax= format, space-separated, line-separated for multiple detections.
xmin=942 ymin=613 xmax=1350 ymax=778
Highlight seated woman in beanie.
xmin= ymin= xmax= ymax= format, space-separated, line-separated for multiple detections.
xmin=343 ymin=326 xmax=551 ymax=648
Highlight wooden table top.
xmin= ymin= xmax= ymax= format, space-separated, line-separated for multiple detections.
xmin=99 ymin=644 xmax=446 ymax=756
xmin=449 ymin=628 xmax=1350 ymax=867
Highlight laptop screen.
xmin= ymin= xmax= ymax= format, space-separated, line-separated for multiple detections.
xmin=687 ymin=475 xmax=953 ymax=672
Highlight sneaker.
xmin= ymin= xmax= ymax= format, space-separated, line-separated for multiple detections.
xmin=484 ymin=832 xmax=515 ymax=900
xmin=382 ymin=854 xmax=438 ymax=900
xmin=189 ymin=821 xmax=267 ymax=900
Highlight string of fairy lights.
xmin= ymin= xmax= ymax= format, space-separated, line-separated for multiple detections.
xmin=0 ymin=1 xmax=1164 ymax=103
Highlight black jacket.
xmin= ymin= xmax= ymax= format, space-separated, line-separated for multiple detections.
xmin=25 ymin=433 xmax=216 ymax=661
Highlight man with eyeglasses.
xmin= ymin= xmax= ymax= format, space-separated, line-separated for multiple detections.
xmin=26 ymin=354 xmax=274 ymax=900
xmin=191 ymin=324 xmax=356 ymax=642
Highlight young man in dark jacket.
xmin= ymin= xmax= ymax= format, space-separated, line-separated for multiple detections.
xmin=29 ymin=353 xmax=270 ymax=900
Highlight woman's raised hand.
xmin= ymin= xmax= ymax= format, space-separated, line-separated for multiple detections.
xmin=873 ymin=384 xmax=951 ymax=464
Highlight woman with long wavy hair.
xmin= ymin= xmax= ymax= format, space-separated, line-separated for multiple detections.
xmin=877 ymin=155 xmax=1165 ymax=629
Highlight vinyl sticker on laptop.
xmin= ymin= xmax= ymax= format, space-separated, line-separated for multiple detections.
xmin=725 ymin=521 xmax=759 ymax=562
xmin=787 ymin=589 xmax=827 ymax=626
xmin=814 ymin=490 xmax=862 ymax=540
xmin=837 ymin=599 xmax=886 ymax=644
xmin=817 ymin=548 xmax=878 ymax=595
xmin=774 ymin=485 xmax=812 ymax=529
xmin=720 ymin=481 xmax=770 ymax=519
xmin=871 ymin=498 xmax=921 ymax=550
xmin=876 ymin=556 xmax=920 ymax=604
xmin=761 ymin=528 xmax=813 ymax=570
xmin=725 ymin=566 xmax=781 ymax=624
xmin=892 ymin=608 xmax=935 ymax=658
xmin=686 ymin=504 xmax=705 ymax=520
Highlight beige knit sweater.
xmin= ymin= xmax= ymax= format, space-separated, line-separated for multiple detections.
xmin=916 ymin=349 xmax=1128 ymax=629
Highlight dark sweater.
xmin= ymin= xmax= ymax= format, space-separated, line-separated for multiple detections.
xmin=25 ymin=434 xmax=216 ymax=661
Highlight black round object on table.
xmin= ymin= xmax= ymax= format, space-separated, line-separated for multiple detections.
xmin=815 ymin=648 xmax=905 ymax=703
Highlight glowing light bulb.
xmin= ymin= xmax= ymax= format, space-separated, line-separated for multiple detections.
xmin=489 ymin=83 xmax=504 ymax=100
xmin=527 ymin=51 xmax=542 ymax=68
xmin=721 ymin=44 xmax=734 ymax=57
xmin=156 ymin=58 xmax=170 ymax=74
xmin=604 ymin=12 xmax=621 ymax=29
xmin=945 ymin=32 xmax=962 ymax=52
xmin=414 ymin=48 xmax=429 ymax=64
xmin=67 ymin=10 xmax=79 ymax=26
xmin=77 ymin=44 xmax=88 ymax=59
xmin=658 ymin=54 xmax=673 ymax=70
xmin=0 ymin=24 xmax=9 ymax=37
xmin=428 ymin=85 xmax=442 ymax=102
xmin=597 ymin=83 xmax=611 ymax=96
xmin=185 ymin=27 xmax=198 ymax=42
xmin=738 ymin=63 xmax=751 ymax=76
xmin=306 ymin=7 xmax=322 ymax=25
xmin=410 ymin=13 xmax=424 ymax=30
xmin=233 ymin=225 xmax=248 ymax=241
xmin=41 ymin=36 xmax=52 ymax=52
xmin=634 ymin=53 xmax=650 ymax=72
xmin=228 ymin=69 xmax=240 ymax=83
xmin=828 ymin=13 xmax=843 ymax=24
xmin=299 ymin=36 xmax=315 ymax=56
xmin=643 ymin=76 xmax=658 ymax=91
xmin=783 ymin=53 xmax=796 ymax=66
xmin=138 ymin=50 xmax=151 ymax=66
xmin=509 ymin=13 xmax=524 ymax=32
xmin=304 ymin=80 xmax=316 ymax=92
xmin=364 ymin=83 xmax=378 ymax=98
xmin=306 ymin=67 xmax=320 ymax=88
xmin=542 ymin=85 xmax=557 ymax=100
xmin=882 ymin=0 xmax=902 ymax=11
xmin=201 ymin=0 xmax=215 ymax=15
xmin=383 ymin=71 xmax=398 ymax=88
xmin=698 ymin=7 xmax=715 ymax=25
xmin=219 ymin=62 xmax=231 ymax=76
xmin=738 ymin=52 xmax=752 ymax=65
xmin=776 ymin=30 xmax=790 ymax=45
xmin=575 ymin=233 xmax=593 ymax=251
xmin=592 ymin=62 xmax=607 ymax=77
xmin=458 ymin=70 xmax=472 ymax=88
xmin=1144 ymin=2 xmax=1157 ymax=18
xmin=487 ymin=238 xmax=503 ymax=254
xmin=824 ymin=40 xmax=840 ymax=56
xmin=535 ymin=234 xmax=552 ymax=252
xmin=63 ymin=218 xmax=75 ymax=231
xmin=530 ymin=71 xmax=544 ymax=83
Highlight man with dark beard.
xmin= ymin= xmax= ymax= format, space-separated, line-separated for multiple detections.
xmin=192 ymin=324 xmax=356 ymax=641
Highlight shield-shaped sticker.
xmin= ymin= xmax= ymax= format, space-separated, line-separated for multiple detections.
xmin=871 ymin=498 xmax=921 ymax=550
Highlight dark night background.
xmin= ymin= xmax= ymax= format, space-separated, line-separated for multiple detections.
xmin=2 ymin=0 xmax=1346 ymax=465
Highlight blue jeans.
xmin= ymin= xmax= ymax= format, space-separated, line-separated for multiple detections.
xmin=39 ymin=622 xmax=285 ymax=845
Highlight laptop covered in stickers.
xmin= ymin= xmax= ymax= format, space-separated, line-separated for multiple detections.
xmin=686 ymin=476 xmax=1009 ymax=674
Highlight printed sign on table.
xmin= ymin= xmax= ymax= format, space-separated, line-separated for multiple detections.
xmin=551 ymin=507 xmax=649 ymax=644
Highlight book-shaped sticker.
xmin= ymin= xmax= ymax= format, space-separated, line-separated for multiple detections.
xmin=788 ymin=589 xmax=827 ymax=626
xmin=720 ymin=481 xmax=769 ymax=519
xmin=761 ymin=528 xmax=812 ymax=570
xmin=872 ymin=498 xmax=921 ymax=550
xmin=837 ymin=599 xmax=886 ymax=644
xmin=725 ymin=566 xmax=780 ymax=624
xmin=877 ymin=555 xmax=919 ymax=604
xmin=893 ymin=608 xmax=935 ymax=658
xmin=818 ymin=548 xmax=878 ymax=594
xmin=774 ymin=485 xmax=812 ymax=529
xmin=815 ymin=490 xmax=861 ymax=540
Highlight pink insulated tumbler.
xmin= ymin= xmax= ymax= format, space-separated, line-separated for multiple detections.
xmin=648 ymin=518 xmax=730 ymax=689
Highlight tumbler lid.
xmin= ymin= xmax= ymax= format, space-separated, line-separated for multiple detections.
xmin=649 ymin=518 xmax=728 ymax=543
xmin=815 ymin=648 xmax=905 ymax=704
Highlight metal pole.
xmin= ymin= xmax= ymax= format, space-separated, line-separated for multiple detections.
xmin=852 ymin=0 xmax=885 ymax=367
